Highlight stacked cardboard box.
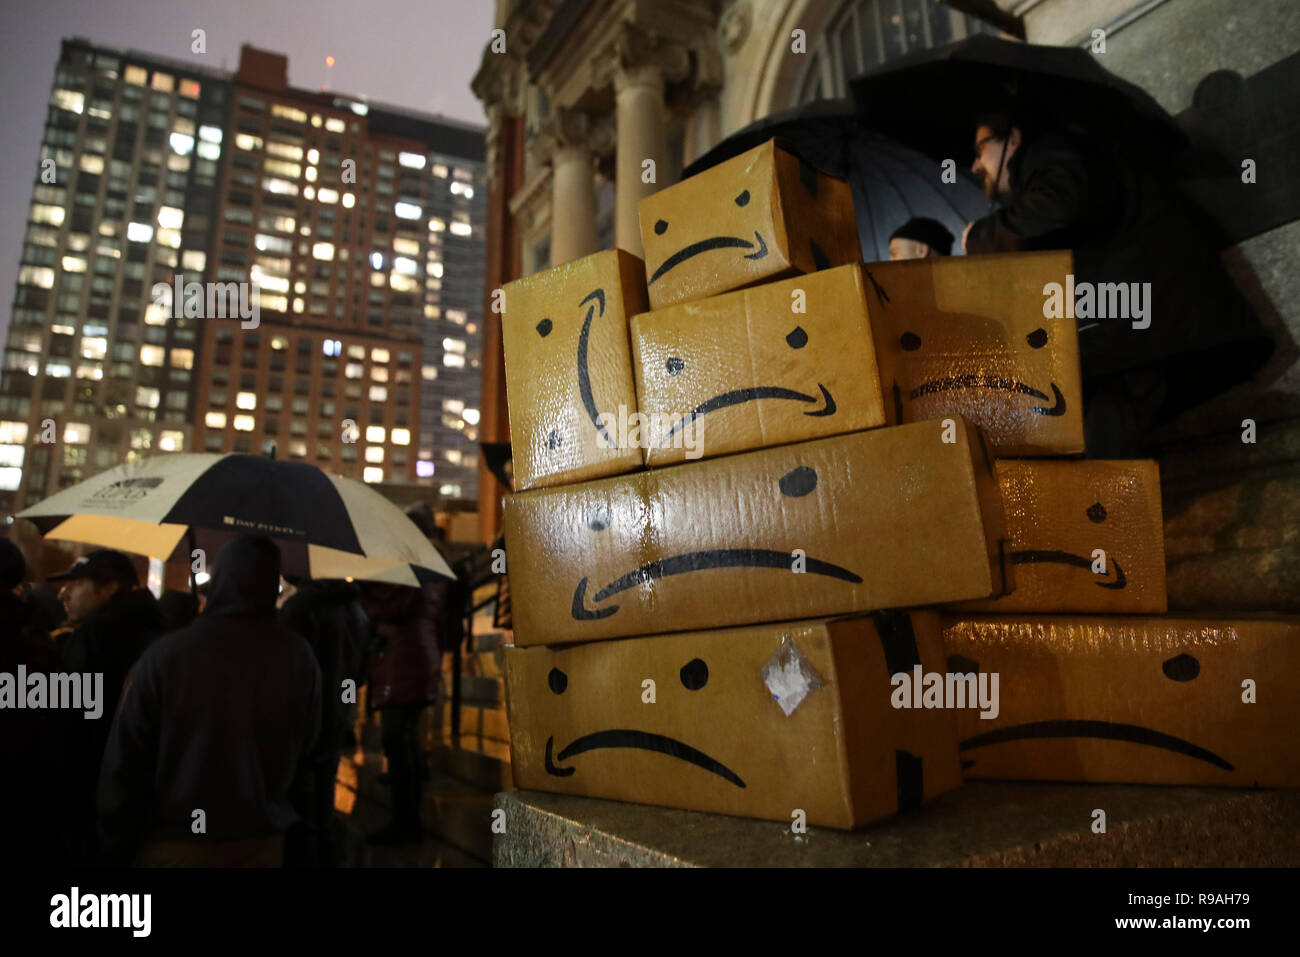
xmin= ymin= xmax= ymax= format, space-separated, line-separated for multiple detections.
xmin=498 ymin=138 xmax=1299 ymax=832
xmin=858 ymin=250 xmax=1298 ymax=789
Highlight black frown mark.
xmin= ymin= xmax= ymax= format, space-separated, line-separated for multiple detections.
xmin=1163 ymin=653 xmax=1200 ymax=681
xmin=576 ymin=288 xmax=616 ymax=449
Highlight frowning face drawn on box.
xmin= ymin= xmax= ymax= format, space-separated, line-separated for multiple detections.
xmin=640 ymin=322 xmax=837 ymax=448
xmin=964 ymin=460 xmax=1166 ymax=614
xmin=638 ymin=141 xmax=859 ymax=309
xmin=630 ymin=264 xmax=887 ymax=466
xmin=865 ymin=254 xmax=1084 ymax=455
xmin=541 ymin=654 xmax=748 ymax=786
xmin=527 ymin=613 xmax=943 ymax=822
xmin=952 ymin=650 xmax=1236 ymax=775
xmin=570 ymin=463 xmax=862 ymax=621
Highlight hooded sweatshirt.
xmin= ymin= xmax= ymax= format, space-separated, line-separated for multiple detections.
xmin=97 ymin=535 xmax=322 ymax=862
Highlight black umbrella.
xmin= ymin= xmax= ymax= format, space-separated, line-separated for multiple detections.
xmin=683 ymin=99 xmax=988 ymax=263
xmin=848 ymin=34 xmax=1186 ymax=162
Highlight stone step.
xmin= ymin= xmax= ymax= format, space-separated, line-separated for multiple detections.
xmin=493 ymin=783 xmax=1300 ymax=867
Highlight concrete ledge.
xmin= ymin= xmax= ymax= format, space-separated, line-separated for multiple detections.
xmin=492 ymin=783 xmax=1300 ymax=867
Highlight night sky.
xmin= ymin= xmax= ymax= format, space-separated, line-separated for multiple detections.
xmin=0 ymin=0 xmax=495 ymax=344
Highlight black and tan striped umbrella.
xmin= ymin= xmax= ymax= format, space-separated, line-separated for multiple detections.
xmin=17 ymin=453 xmax=453 ymax=585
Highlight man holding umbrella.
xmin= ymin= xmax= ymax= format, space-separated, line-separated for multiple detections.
xmin=961 ymin=100 xmax=1274 ymax=454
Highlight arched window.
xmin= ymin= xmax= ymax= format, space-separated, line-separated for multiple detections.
xmin=794 ymin=0 xmax=997 ymax=106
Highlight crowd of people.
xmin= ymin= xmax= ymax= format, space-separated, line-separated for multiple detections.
xmin=0 ymin=503 xmax=466 ymax=868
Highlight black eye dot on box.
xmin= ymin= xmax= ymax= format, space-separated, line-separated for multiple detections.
xmin=654 ymin=219 xmax=668 ymax=235
xmin=666 ymin=356 xmax=684 ymax=375
xmin=779 ymin=465 xmax=817 ymax=497
xmin=548 ymin=668 xmax=567 ymax=694
xmin=1087 ymin=502 xmax=1107 ymax=523
xmin=587 ymin=507 xmax=611 ymax=532
xmin=535 ymin=318 xmax=552 ymax=338
xmin=786 ymin=326 xmax=808 ymax=349
xmin=680 ymin=658 xmax=708 ymax=690
xmin=1162 ymin=654 xmax=1200 ymax=682
xmin=734 ymin=190 xmax=750 ymax=207
xmin=546 ymin=429 xmax=562 ymax=450
xmin=900 ymin=332 xmax=922 ymax=351
xmin=1027 ymin=328 xmax=1048 ymax=348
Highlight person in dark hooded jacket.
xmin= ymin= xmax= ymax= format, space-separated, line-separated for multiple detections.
xmin=1 ymin=539 xmax=73 ymax=867
xmin=279 ymin=576 xmax=369 ymax=867
xmin=97 ymin=534 xmax=322 ymax=867
xmin=47 ymin=548 xmax=164 ymax=864
xmin=963 ymin=106 xmax=1275 ymax=455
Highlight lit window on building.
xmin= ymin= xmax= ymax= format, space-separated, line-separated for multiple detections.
xmin=19 ymin=266 xmax=55 ymax=288
xmin=393 ymin=237 xmax=419 ymax=256
xmin=463 ymin=409 xmax=481 ymax=426
xmin=365 ymin=426 xmax=386 ymax=443
xmin=449 ymin=222 xmax=472 ymax=237
xmin=421 ymin=364 xmax=438 ymax=381
xmin=0 ymin=422 xmax=29 ymax=443
xmin=233 ymin=415 xmax=254 ymax=432
xmin=151 ymin=72 xmax=174 ymax=92
xmin=179 ymin=79 xmax=201 ymax=99
xmin=124 ymin=65 xmax=147 ymax=85
xmin=157 ymin=206 xmax=185 ymax=230
xmin=272 ymin=104 xmax=308 ymax=123
xmin=342 ymin=193 xmax=355 ymax=208
xmin=136 ymin=386 xmax=161 ymax=409
xmin=63 ymin=422 xmax=91 ymax=444
xmin=443 ymin=353 xmax=465 ymax=369
xmin=392 ymin=256 xmax=417 ymax=276
xmin=345 ymin=362 xmax=364 ymax=379
xmin=427 ymin=217 xmax=445 ymax=233
xmin=140 ymin=345 xmax=165 ymax=366
xmin=159 ymin=430 xmax=184 ymax=452
xmin=127 ymin=222 xmax=154 ymax=243
xmin=368 ymin=385 xmax=388 ymax=402
xmin=442 ymin=337 xmax=467 ymax=354
xmin=264 ymin=178 xmax=299 ymax=196
xmin=364 ymin=446 xmax=384 ymax=464
xmin=265 ymin=159 xmax=302 ymax=179
xmin=32 ymin=204 xmax=66 ymax=226
xmin=324 ymin=117 xmax=346 ymax=133
xmin=236 ymin=133 xmax=264 ymax=151
xmin=196 ymin=141 xmax=221 ymax=161
xmin=322 ymin=339 xmax=341 ymax=357
xmin=398 ymin=152 xmax=426 ymax=169
xmin=311 ymin=242 xmax=335 ymax=261
xmin=205 ymin=412 xmax=227 ymax=428
xmin=318 ymin=188 xmax=339 ymax=204
xmin=170 ymin=348 xmax=194 ymax=370
xmin=363 ymin=466 xmax=384 ymax=484
xmin=81 ymin=337 xmax=107 ymax=360
xmin=394 ymin=202 xmax=421 ymax=220
xmin=236 ymin=392 xmax=257 ymax=410
xmin=391 ymin=428 xmax=410 ymax=446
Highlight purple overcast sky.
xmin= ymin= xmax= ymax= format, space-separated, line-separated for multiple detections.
xmin=0 ymin=0 xmax=495 ymax=344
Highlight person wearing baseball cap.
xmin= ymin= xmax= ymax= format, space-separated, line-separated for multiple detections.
xmin=888 ymin=217 xmax=955 ymax=260
xmin=47 ymin=549 xmax=165 ymax=864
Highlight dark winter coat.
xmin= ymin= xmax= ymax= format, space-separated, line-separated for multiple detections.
xmin=279 ymin=579 xmax=369 ymax=755
xmin=966 ymin=128 xmax=1274 ymax=416
xmin=359 ymin=581 xmax=446 ymax=711
xmin=97 ymin=536 xmax=322 ymax=863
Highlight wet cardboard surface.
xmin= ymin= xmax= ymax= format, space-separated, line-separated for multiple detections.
xmin=638 ymin=139 xmax=861 ymax=310
xmin=503 ymin=418 xmax=1009 ymax=646
xmin=631 ymin=264 xmax=885 ymax=466
xmin=862 ymin=252 xmax=1085 ymax=456
xmin=503 ymin=612 xmax=961 ymax=829
xmin=955 ymin=459 xmax=1167 ymax=614
xmin=501 ymin=249 xmax=648 ymax=490
xmin=942 ymin=614 xmax=1300 ymax=787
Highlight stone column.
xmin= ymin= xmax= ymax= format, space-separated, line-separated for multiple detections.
xmin=602 ymin=25 xmax=691 ymax=259
xmin=545 ymin=108 xmax=600 ymax=266
xmin=683 ymin=45 xmax=725 ymax=167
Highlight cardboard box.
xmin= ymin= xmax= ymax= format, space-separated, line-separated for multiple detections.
xmin=638 ymin=139 xmax=861 ymax=311
xmin=956 ymin=459 xmax=1166 ymax=614
xmin=942 ymin=614 xmax=1300 ymax=787
xmin=630 ymin=264 xmax=885 ymax=467
xmin=503 ymin=418 xmax=1009 ymax=647
xmin=862 ymin=252 xmax=1085 ymax=456
xmin=504 ymin=612 xmax=962 ymax=829
xmin=501 ymin=249 xmax=648 ymax=490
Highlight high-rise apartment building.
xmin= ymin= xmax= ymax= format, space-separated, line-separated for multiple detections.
xmin=1 ymin=38 xmax=486 ymax=515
